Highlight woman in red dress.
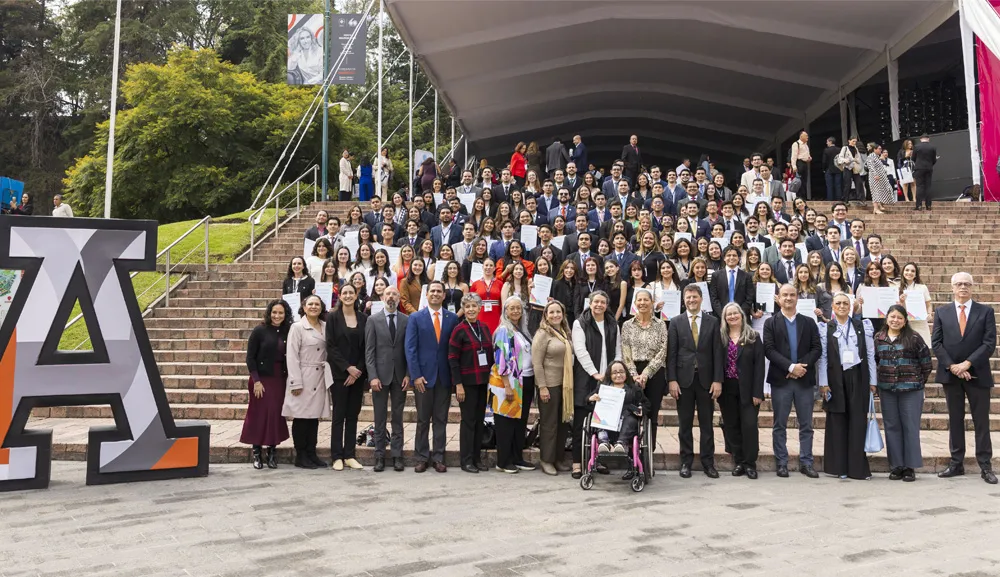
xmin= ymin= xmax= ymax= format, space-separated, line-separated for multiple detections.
xmin=470 ymin=258 xmax=502 ymax=334
xmin=510 ymin=142 xmax=528 ymax=186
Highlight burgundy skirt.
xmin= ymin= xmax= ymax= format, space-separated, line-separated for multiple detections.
xmin=240 ymin=363 xmax=290 ymax=446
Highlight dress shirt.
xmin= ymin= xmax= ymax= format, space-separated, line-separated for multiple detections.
xmin=726 ymin=267 xmax=739 ymax=302
xmin=826 ymin=245 xmax=840 ymax=262
xmin=833 ymin=318 xmax=860 ymax=370
xmin=955 ymin=299 xmax=975 ymax=318
xmin=572 ymin=319 xmax=622 ymax=377
xmin=783 ymin=313 xmax=798 ymax=369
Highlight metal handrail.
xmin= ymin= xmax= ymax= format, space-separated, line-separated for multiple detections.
xmin=246 ymin=164 xmax=318 ymax=261
xmin=65 ymin=215 xmax=212 ymax=350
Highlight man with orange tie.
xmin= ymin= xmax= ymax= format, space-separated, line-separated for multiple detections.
xmin=404 ymin=281 xmax=459 ymax=473
xmin=932 ymin=272 xmax=998 ymax=484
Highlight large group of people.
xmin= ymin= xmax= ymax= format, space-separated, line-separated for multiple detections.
xmin=238 ymin=134 xmax=995 ymax=486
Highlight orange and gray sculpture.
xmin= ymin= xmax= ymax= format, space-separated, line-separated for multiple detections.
xmin=0 ymin=216 xmax=209 ymax=491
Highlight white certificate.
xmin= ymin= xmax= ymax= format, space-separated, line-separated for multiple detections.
xmin=458 ymin=192 xmax=476 ymax=214
xmin=469 ymin=262 xmax=485 ymax=285
xmin=674 ymin=232 xmax=692 ymax=243
xmin=745 ymin=195 xmax=767 ymax=209
xmin=590 ymin=385 xmax=626 ymax=432
xmin=433 ymin=262 xmax=446 ymax=281
xmin=303 ymin=238 xmax=315 ymax=260
xmin=796 ymin=242 xmax=808 ymax=264
xmin=796 ymin=298 xmax=816 ymax=321
xmin=747 ymin=241 xmax=766 ymax=255
xmin=370 ymin=301 xmax=385 ymax=315
xmin=857 ymin=286 xmax=880 ymax=318
xmin=342 ymin=231 xmax=360 ymax=258
xmin=433 ymin=192 xmax=444 ymax=208
xmin=660 ymin=290 xmax=681 ymax=320
xmin=550 ymin=236 xmax=566 ymax=250
xmin=530 ymin=275 xmax=552 ymax=306
xmin=714 ymin=235 xmax=729 ymax=249
xmin=877 ymin=287 xmax=899 ymax=318
xmin=695 ymin=282 xmax=711 ymax=312
xmin=383 ymin=246 xmax=401 ymax=270
xmin=904 ymin=289 xmax=927 ymax=321
xmin=365 ymin=273 xmax=376 ymax=296
xmin=418 ymin=285 xmax=429 ymax=310
xmin=520 ymin=225 xmax=538 ymax=251
xmin=282 ymin=292 xmax=301 ymax=322
xmin=755 ymin=283 xmax=775 ymax=313
xmin=315 ymin=282 xmax=335 ymax=309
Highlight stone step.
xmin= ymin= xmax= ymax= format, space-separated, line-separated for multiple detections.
xmin=144 ymin=318 xmax=259 ymax=329
xmin=147 ymin=327 xmax=256 ymax=340
xmin=153 ymin=307 xmax=262 ymax=319
xmin=150 ymin=338 xmax=248 ymax=351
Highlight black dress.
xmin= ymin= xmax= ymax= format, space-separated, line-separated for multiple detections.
xmin=551 ymin=278 xmax=577 ymax=326
xmin=443 ymin=284 xmax=465 ymax=316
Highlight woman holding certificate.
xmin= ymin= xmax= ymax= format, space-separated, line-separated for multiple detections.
xmin=817 ymin=292 xmax=877 ymax=480
xmin=399 ymin=258 xmax=429 ymax=315
xmin=897 ymin=263 xmax=932 ymax=345
xmin=858 ymin=261 xmax=890 ymax=334
xmin=470 ymin=258 xmax=503 ymax=334
xmin=532 ymin=301 xmax=575 ymax=476
xmin=751 ymin=262 xmax=779 ymax=397
xmin=621 ymin=288 xmax=668 ymax=452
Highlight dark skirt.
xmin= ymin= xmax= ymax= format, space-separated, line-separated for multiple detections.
xmin=240 ymin=363 xmax=290 ymax=446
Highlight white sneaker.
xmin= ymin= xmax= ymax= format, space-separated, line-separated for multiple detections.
xmin=331 ymin=459 xmax=344 ymax=471
xmin=612 ymin=443 xmax=627 ymax=454
xmin=598 ymin=442 xmax=612 ymax=454
xmin=344 ymin=458 xmax=363 ymax=470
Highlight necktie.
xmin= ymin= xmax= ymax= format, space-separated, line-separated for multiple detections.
xmin=433 ymin=311 xmax=441 ymax=342
xmin=410 ymin=237 xmax=415 ymax=246
xmin=855 ymin=240 xmax=862 ymax=255
xmin=690 ymin=315 xmax=699 ymax=343
xmin=787 ymin=261 xmax=794 ymax=279
xmin=833 ymin=250 xmax=839 ymax=262
xmin=959 ymin=305 xmax=967 ymax=336
xmin=728 ymin=270 xmax=736 ymax=302
xmin=561 ymin=206 xmax=566 ymax=218
xmin=388 ymin=313 xmax=396 ymax=343
xmin=617 ymin=253 xmax=624 ymax=264
xmin=725 ymin=220 xmax=730 ymax=231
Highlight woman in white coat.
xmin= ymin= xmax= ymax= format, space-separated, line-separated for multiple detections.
xmin=339 ymin=149 xmax=354 ymax=201
xmin=283 ymin=294 xmax=333 ymax=469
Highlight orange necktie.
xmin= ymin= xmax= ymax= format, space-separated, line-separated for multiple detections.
xmin=959 ymin=305 xmax=967 ymax=337
xmin=434 ymin=311 xmax=442 ymax=342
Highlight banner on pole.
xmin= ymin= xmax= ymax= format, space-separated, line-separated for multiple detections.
xmin=332 ymin=14 xmax=367 ymax=85
xmin=287 ymin=14 xmax=325 ymax=85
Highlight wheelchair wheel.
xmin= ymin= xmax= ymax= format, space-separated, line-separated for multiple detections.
xmin=631 ymin=476 xmax=645 ymax=492
xmin=580 ymin=474 xmax=594 ymax=490
xmin=642 ymin=415 xmax=655 ymax=479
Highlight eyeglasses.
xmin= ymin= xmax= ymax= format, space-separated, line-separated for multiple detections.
xmin=953 ymin=282 xmax=973 ymax=288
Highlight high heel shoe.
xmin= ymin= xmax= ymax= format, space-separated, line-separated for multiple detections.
xmin=251 ymin=447 xmax=264 ymax=470
xmin=265 ymin=446 xmax=278 ymax=469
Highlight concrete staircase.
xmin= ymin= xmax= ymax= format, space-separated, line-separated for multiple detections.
xmin=29 ymin=201 xmax=1000 ymax=472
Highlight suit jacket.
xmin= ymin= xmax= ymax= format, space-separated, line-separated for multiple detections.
xmin=363 ymin=212 xmax=381 ymax=230
xmin=709 ymin=267 xmax=754 ymax=318
xmin=563 ymin=175 xmax=584 ymax=193
xmin=545 ymin=142 xmax=569 ymax=173
xmin=820 ymin=245 xmax=847 ymax=265
xmin=744 ymin=234 xmax=771 ymax=249
xmin=451 ymin=240 xmax=477 ymax=265
xmin=860 ymin=253 xmax=887 ymax=272
xmin=364 ymin=309 xmax=409 ymax=385
xmin=773 ymin=257 xmax=803 ymax=284
xmin=325 ymin=308 xmax=368 ymax=381
xmin=430 ymin=224 xmax=462 ymax=254
xmin=601 ymin=178 xmax=629 ymax=198
xmin=564 ymin=251 xmax=604 ymax=271
xmin=765 ymin=180 xmax=785 ymax=199
xmin=931 ymin=301 xmax=996 ymax=387
xmin=536 ymin=193 xmax=559 ymax=213
xmin=489 ymin=237 xmax=515 ymax=262
xmin=846 ymin=237 xmax=869 ymax=259
xmin=667 ymin=311 xmax=725 ymax=389
xmin=587 ymin=208 xmax=612 ymax=227
xmin=404 ymin=306 xmax=459 ymax=388
xmin=830 ymin=219 xmax=852 ymax=240
xmin=762 ymin=313 xmax=822 ymax=387
xmin=804 ymin=233 xmax=825 ymax=253
xmin=607 ymin=250 xmax=637 ymax=272
xmin=492 ymin=182 xmax=517 ymax=204
xmin=620 ymin=144 xmax=642 ymax=174
xmin=718 ymin=218 xmax=745 ymax=236
xmin=912 ymin=141 xmax=937 ymax=171
xmin=527 ymin=243 xmax=564 ymax=267
xmin=455 ymin=184 xmax=482 ymax=198
xmin=734 ymin=337 xmax=766 ymax=401
xmin=304 ymin=225 xmax=327 ymax=242
xmin=570 ymin=143 xmax=587 ymax=171
xmin=549 ymin=204 xmax=576 ymax=225
xmin=282 ymin=276 xmax=315 ymax=302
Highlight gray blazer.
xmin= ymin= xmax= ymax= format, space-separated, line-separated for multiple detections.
xmin=364 ymin=309 xmax=409 ymax=385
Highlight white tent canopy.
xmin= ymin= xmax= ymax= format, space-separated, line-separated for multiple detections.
xmin=387 ymin=0 xmax=958 ymax=168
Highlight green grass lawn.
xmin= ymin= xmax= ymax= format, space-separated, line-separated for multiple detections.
xmin=58 ymin=208 xmax=285 ymax=350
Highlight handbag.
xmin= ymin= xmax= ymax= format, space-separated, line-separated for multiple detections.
xmin=864 ymin=392 xmax=884 ymax=453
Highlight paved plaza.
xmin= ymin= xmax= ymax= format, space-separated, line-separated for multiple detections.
xmin=2 ymin=462 xmax=1000 ymax=577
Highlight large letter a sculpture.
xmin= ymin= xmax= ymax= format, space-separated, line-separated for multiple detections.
xmin=0 ymin=216 xmax=210 ymax=491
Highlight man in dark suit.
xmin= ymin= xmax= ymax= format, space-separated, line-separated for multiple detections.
xmin=545 ymin=138 xmax=569 ymax=178
xmin=709 ymin=247 xmax=754 ymax=318
xmin=620 ymin=134 xmax=642 ymax=186
xmin=492 ymin=169 xmax=518 ymax=204
xmin=404 ymin=281 xmax=459 ymax=473
xmin=523 ymin=196 xmax=547 ymax=227
xmin=860 ymin=234 xmax=887 ymax=271
xmin=932 ymin=272 xmax=998 ymax=484
xmin=679 ymin=201 xmax=711 ymax=240
xmin=607 ymin=231 xmax=636 ymax=271
xmin=668 ymin=284 xmax=725 ymax=479
xmin=527 ymin=224 xmax=564 ymax=267
xmin=489 ymin=221 xmax=517 ymax=262
xmin=820 ymin=226 xmax=850 ymax=264
xmin=773 ymin=240 xmax=803 ymax=284
xmin=743 ymin=216 xmax=771 ymax=248
xmin=396 ymin=219 xmax=424 ymax=248
xmin=847 ymin=219 xmax=869 ymax=259
xmin=563 ymin=215 xmax=598 ymax=255
xmin=719 ymin=202 xmax=744 ymax=235
xmin=430 ymin=206 xmax=462 ymax=255
xmin=363 ymin=199 xmax=382 ymax=230
xmin=587 ymin=191 xmax=612 ymax=228
xmin=570 ymin=135 xmax=587 ymax=173
xmin=763 ymin=284 xmax=822 ymax=478
xmin=564 ymin=232 xmax=603 ymax=272
xmin=912 ymin=134 xmax=937 ymax=211
xmin=598 ymin=202 xmax=635 ymax=242
xmin=601 ymin=164 xmax=627 ymax=198
xmin=365 ymin=286 xmax=410 ymax=472
xmin=304 ymin=210 xmax=329 ymax=241
xmin=549 ymin=187 xmax=576 ymax=225
xmin=611 ymin=179 xmax=641 ymax=212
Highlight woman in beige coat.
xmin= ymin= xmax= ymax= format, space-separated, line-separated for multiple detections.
xmin=531 ymin=301 xmax=575 ymax=476
xmin=283 ymin=294 xmax=333 ymax=469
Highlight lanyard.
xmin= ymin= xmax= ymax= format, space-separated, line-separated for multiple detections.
xmin=467 ymin=320 xmax=485 ymax=350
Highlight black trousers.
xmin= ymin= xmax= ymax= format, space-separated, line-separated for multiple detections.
xmin=823 ymin=365 xmax=871 ymax=479
xmin=291 ymin=418 xmax=319 ymax=455
xmin=678 ymin=374 xmax=716 ymax=467
xmin=943 ymin=379 xmax=994 ymax=470
xmin=843 ymin=171 xmax=866 ymax=202
xmin=330 ymin=379 xmax=364 ymax=461
xmin=372 ymin=379 xmax=406 ymax=459
xmin=718 ymin=378 xmax=760 ymax=468
xmin=458 ymin=384 xmax=488 ymax=467
xmin=495 ymin=414 xmax=523 ymax=469
xmin=518 ymin=375 xmax=535 ymax=462
xmin=913 ymin=169 xmax=933 ymax=209
xmin=638 ymin=360 xmax=667 ymax=451
xmin=339 ymin=188 xmax=351 ymax=201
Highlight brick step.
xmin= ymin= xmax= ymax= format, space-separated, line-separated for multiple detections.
xmin=30 ymin=403 xmax=1000 ymax=431
xmin=184 ymin=280 xmax=283 ymax=290
xmin=166 ymin=297 xmax=278 ymax=308
xmin=153 ymin=307 xmax=262 ymax=319
xmin=147 ymin=327 xmax=255 ymax=340
xmin=157 ymin=362 xmax=247 ymax=376
xmin=161 ymin=387 xmax=1000 ymax=415
xmin=144 ymin=318 xmax=259 ymax=329
xmin=150 ymin=339 xmax=248 ymax=351
xmin=162 ymin=375 xmax=249 ymax=390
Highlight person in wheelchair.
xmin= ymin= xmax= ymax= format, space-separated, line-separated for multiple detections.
xmin=589 ymin=361 xmax=650 ymax=465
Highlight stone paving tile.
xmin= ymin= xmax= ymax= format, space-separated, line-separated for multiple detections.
xmin=2 ymin=462 xmax=1000 ymax=576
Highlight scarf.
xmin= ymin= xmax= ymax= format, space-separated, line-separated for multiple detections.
xmin=539 ymin=320 xmax=575 ymax=422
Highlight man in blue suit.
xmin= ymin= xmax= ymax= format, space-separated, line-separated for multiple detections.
xmin=571 ymin=135 xmax=587 ymax=171
xmin=548 ymin=187 xmax=576 ymax=225
xmin=430 ymin=206 xmax=462 ymax=255
xmin=404 ymin=281 xmax=459 ymax=473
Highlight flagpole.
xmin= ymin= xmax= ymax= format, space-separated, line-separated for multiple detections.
xmin=103 ymin=0 xmax=123 ymax=219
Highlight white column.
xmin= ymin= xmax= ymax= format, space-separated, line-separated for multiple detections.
xmin=408 ymin=49 xmax=413 ymax=192
xmin=887 ymin=50 xmax=900 ymax=141
xmin=464 ymin=138 xmax=468 ymax=170
xmin=450 ymin=117 xmax=455 ymax=154
xmin=960 ymin=1 xmax=983 ymax=185
xmin=433 ymin=90 xmax=439 ymax=161
xmin=803 ymin=119 xmax=811 ymax=198
xmin=103 ymin=0 xmax=123 ymax=219
xmin=375 ymin=0 xmax=385 ymax=198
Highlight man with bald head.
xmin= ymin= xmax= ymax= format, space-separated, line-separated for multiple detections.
xmin=365 ymin=286 xmax=410 ymax=472
xmin=932 ymin=272 xmax=998 ymax=484
xmin=763 ymin=284 xmax=822 ymax=478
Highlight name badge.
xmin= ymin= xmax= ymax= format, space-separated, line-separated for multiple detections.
xmin=477 ymin=351 xmax=488 ymax=366
xmin=446 ymin=303 xmax=456 ymax=313
xmin=483 ymin=303 xmax=493 ymax=312
xmin=841 ymin=349 xmax=855 ymax=364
